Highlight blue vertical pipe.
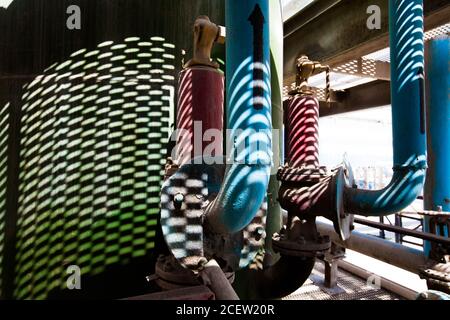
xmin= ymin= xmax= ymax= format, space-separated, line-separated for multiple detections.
xmin=423 ymin=36 xmax=450 ymax=256
xmin=344 ymin=0 xmax=427 ymax=216
xmin=205 ymin=0 xmax=272 ymax=234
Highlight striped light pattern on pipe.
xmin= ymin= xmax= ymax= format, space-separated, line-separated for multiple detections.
xmin=344 ymin=0 xmax=427 ymax=216
xmin=175 ymin=67 xmax=224 ymax=166
xmin=0 ymin=103 xmax=9 ymax=298
xmin=205 ymin=0 xmax=272 ymax=234
xmin=286 ymin=96 xmax=320 ymax=168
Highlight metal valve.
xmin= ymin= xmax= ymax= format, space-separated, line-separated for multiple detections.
xmin=184 ymin=16 xmax=226 ymax=69
xmin=291 ymin=55 xmax=331 ymax=108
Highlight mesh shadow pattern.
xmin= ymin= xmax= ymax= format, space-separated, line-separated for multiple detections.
xmin=13 ymin=37 xmax=176 ymax=299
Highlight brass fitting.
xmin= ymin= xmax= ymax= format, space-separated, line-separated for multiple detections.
xmin=291 ymin=55 xmax=330 ymax=95
xmin=184 ymin=16 xmax=226 ymax=69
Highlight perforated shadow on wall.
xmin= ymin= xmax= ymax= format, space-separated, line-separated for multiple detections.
xmin=13 ymin=37 xmax=175 ymax=299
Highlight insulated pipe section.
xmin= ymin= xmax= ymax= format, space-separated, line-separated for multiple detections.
xmin=423 ymin=36 xmax=450 ymax=256
xmin=338 ymin=260 xmax=419 ymax=300
xmin=205 ymin=0 xmax=272 ymax=234
xmin=344 ymin=0 xmax=427 ymax=216
xmin=175 ymin=67 xmax=224 ymax=166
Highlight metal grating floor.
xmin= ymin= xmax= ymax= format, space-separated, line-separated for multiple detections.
xmin=283 ymin=262 xmax=403 ymax=300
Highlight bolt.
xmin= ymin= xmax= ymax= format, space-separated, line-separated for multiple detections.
xmin=173 ymin=193 xmax=184 ymax=209
xmin=253 ymin=227 xmax=265 ymax=241
xmin=419 ymin=292 xmax=428 ymax=299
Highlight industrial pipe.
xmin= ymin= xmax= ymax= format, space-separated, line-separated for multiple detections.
xmin=205 ymin=0 xmax=272 ymax=234
xmin=232 ymin=1 xmax=316 ymax=300
xmin=344 ymin=0 xmax=427 ymax=216
xmin=317 ymin=221 xmax=428 ymax=274
xmin=174 ymin=16 xmax=225 ymax=166
xmin=235 ymin=255 xmax=315 ymax=300
xmin=338 ymin=260 xmax=419 ymax=300
xmin=175 ymin=67 xmax=224 ymax=166
xmin=199 ymin=259 xmax=240 ymax=300
xmin=285 ymin=95 xmax=320 ymax=168
xmin=264 ymin=0 xmax=284 ymax=267
xmin=424 ymin=36 xmax=450 ymax=256
xmin=353 ymin=217 xmax=450 ymax=246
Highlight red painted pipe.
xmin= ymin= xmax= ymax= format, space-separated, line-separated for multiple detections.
xmin=285 ymin=95 xmax=320 ymax=168
xmin=175 ymin=67 xmax=224 ymax=166
xmin=278 ymin=93 xmax=334 ymax=221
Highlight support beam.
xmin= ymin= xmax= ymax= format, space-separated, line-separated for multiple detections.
xmin=284 ymin=0 xmax=450 ymax=87
xmin=318 ymin=80 xmax=390 ymax=117
xmin=332 ymin=58 xmax=390 ymax=81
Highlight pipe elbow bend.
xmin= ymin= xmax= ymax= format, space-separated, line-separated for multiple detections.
xmin=206 ymin=163 xmax=270 ymax=234
xmin=344 ymin=160 xmax=427 ymax=217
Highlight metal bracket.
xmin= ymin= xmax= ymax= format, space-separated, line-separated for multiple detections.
xmin=323 ymin=243 xmax=346 ymax=289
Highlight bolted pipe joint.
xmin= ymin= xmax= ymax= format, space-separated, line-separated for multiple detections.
xmin=160 ymin=11 xmax=269 ymax=273
xmin=278 ymin=87 xmax=354 ymax=241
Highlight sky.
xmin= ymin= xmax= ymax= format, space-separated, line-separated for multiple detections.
xmin=319 ymin=105 xmax=393 ymax=169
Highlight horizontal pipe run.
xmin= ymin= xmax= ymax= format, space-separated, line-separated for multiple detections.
xmin=338 ymin=260 xmax=419 ymax=300
xmin=317 ymin=221 xmax=427 ymax=274
xmin=353 ymin=218 xmax=450 ymax=246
